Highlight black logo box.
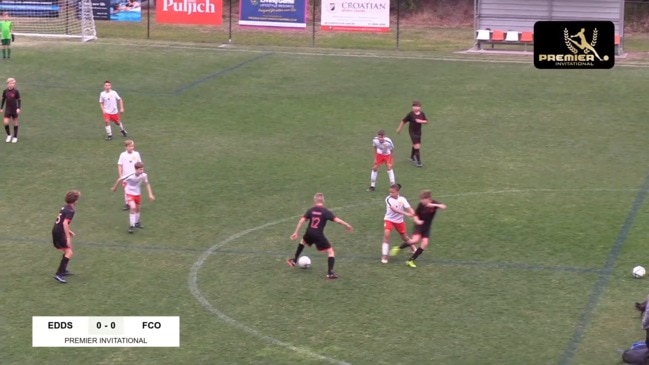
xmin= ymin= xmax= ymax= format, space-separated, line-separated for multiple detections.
xmin=534 ymin=21 xmax=615 ymax=69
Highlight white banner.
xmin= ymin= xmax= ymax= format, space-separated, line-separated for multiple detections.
xmin=321 ymin=0 xmax=390 ymax=33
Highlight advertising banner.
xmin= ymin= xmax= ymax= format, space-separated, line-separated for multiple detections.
xmin=239 ymin=0 xmax=307 ymax=29
xmin=89 ymin=0 xmax=141 ymax=22
xmin=156 ymin=0 xmax=222 ymax=25
xmin=0 ymin=0 xmax=59 ymax=17
xmin=321 ymin=0 xmax=390 ymax=33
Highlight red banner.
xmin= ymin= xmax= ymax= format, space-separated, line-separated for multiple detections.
xmin=156 ymin=0 xmax=223 ymax=25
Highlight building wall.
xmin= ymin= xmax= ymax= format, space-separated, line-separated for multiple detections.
xmin=475 ymin=0 xmax=623 ymax=36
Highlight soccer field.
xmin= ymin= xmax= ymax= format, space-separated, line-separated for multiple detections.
xmin=1 ymin=41 xmax=649 ymax=365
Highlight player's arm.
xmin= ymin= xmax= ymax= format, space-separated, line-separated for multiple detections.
xmin=99 ymin=100 xmax=105 ymax=113
xmin=118 ymin=97 xmax=124 ymax=113
xmin=427 ymin=201 xmax=447 ymax=210
xmin=415 ymin=112 xmax=428 ymax=124
xmin=333 ymin=217 xmax=353 ymax=232
xmin=404 ymin=206 xmax=415 ymax=217
xmin=290 ymin=217 xmax=307 ymax=240
xmin=389 ymin=204 xmax=413 ymax=217
xmin=111 ymin=176 xmax=125 ymax=192
xmin=117 ymin=164 xmax=123 ymax=178
xmin=396 ymin=120 xmax=406 ymax=134
xmin=413 ymin=215 xmax=424 ymax=225
xmin=63 ymin=219 xmax=75 ymax=242
xmin=0 ymin=90 xmax=6 ymax=111
xmin=15 ymin=89 xmax=20 ymax=112
xmin=145 ymin=181 xmax=155 ymax=201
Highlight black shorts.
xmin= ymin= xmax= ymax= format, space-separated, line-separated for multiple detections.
xmin=409 ymin=133 xmax=421 ymax=144
xmin=302 ymin=232 xmax=332 ymax=251
xmin=52 ymin=233 xmax=69 ymax=250
xmin=4 ymin=111 xmax=18 ymax=119
xmin=412 ymin=226 xmax=431 ymax=239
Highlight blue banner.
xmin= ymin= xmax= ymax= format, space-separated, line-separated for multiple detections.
xmin=239 ymin=0 xmax=306 ymax=29
xmin=88 ymin=0 xmax=141 ymax=22
xmin=0 ymin=0 xmax=59 ymax=17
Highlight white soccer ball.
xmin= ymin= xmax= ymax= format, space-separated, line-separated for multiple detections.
xmin=297 ymin=256 xmax=311 ymax=269
xmin=633 ymin=266 xmax=646 ymax=279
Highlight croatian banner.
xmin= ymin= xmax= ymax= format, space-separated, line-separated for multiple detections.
xmin=156 ymin=0 xmax=222 ymax=25
xmin=240 ymin=0 xmax=307 ymax=28
xmin=321 ymin=0 xmax=390 ymax=33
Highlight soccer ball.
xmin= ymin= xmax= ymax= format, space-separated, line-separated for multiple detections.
xmin=633 ymin=266 xmax=646 ymax=279
xmin=297 ymin=256 xmax=311 ymax=269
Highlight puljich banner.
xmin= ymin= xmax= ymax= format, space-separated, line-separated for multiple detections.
xmin=239 ymin=0 xmax=307 ymax=29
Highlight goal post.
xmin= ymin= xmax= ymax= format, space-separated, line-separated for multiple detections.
xmin=9 ymin=0 xmax=97 ymax=42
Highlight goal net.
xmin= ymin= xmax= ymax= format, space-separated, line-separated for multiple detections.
xmin=8 ymin=0 xmax=96 ymax=41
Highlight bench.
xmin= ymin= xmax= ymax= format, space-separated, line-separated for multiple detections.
xmin=476 ymin=29 xmax=623 ymax=55
xmin=475 ymin=29 xmax=534 ymax=52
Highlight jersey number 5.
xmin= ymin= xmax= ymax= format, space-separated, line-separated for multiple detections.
xmin=55 ymin=213 xmax=62 ymax=224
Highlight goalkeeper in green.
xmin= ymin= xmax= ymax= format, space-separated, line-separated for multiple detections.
xmin=1 ymin=12 xmax=12 ymax=60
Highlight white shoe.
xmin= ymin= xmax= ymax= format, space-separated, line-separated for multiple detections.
xmin=11 ymin=137 xmax=17 ymax=143
xmin=381 ymin=256 xmax=389 ymax=264
xmin=5 ymin=135 xmax=11 ymax=142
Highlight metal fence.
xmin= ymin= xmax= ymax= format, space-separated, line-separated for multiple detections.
xmin=96 ymin=0 xmax=474 ymax=51
xmin=96 ymin=0 xmax=647 ymax=50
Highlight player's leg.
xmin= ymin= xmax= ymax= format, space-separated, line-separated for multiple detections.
xmin=112 ymin=115 xmax=127 ymax=137
xmin=104 ymin=114 xmax=113 ymax=140
xmin=3 ymin=116 xmax=10 ymax=142
xmin=407 ymin=236 xmax=429 ymax=268
xmin=122 ymin=182 xmax=129 ymax=211
xmin=53 ymin=237 xmax=73 ymax=283
xmin=390 ymin=232 xmax=419 ymax=256
xmin=381 ymin=221 xmax=393 ymax=263
xmin=322 ymin=246 xmax=337 ymax=279
xmin=127 ymin=196 xmax=137 ymax=233
xmin=287 ymin=239 xmax=307 ymax=267
xmin=57 ymin=247 xmax=73 ymax=275
xmin=368 ymin=160 xmax=379 ymax=192
xmin=10 ymin=115 xmax=18 ymax=143
xmin=386 ymin=157 xmax=395 ymax=185
xmin=412 ymin=137 xmax=422 ymax=167
xmin=134 ymin=197 xmax=142 ymax=229
xmin=398 ymin=229 xmax=415 ymax=253
xmin=1 ymin=40 xmax=6 ymax=59
xmin=6 ymin=39 xmax=10 ymax=59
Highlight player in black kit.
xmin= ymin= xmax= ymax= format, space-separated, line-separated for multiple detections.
xmin=389 ymin=190 xmax=446 ymax=268
xmin=287 ymin=193 xmax=353 ymax=279
xmin=51 ymin=190 xmax=81 ymax=283
xmin=396 ymin=100 xmax=428 ymax=167
xmin=1 ymin=77 xmax=21 ymax=143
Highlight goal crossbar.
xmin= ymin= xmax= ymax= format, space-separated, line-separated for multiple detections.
xmin=9 ymin=0 xmax=97 ymax=42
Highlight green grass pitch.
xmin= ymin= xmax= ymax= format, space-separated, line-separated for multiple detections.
xmin=1 ymin=41 xmax=649 ymax=365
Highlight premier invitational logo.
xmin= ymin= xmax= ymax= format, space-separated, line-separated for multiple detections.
xmin=534 ymin=21 xmax=615 ymax=69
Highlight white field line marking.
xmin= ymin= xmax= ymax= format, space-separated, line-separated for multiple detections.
xmin=187 ymin=188 xmax=637 ymax=364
